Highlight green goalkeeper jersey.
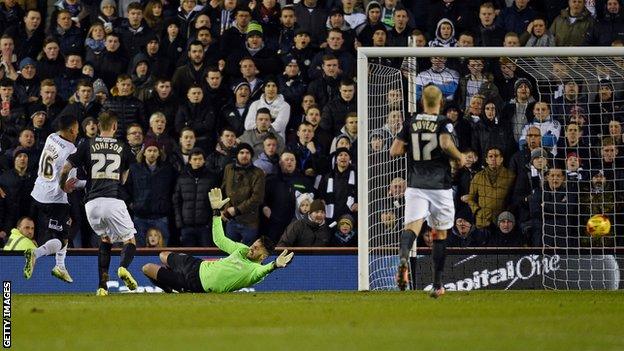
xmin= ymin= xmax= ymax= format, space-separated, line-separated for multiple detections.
xmin=198 ymin=217 xmax=275 ymax=292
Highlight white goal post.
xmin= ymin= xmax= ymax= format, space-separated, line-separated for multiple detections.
xmin=357 ymin=47 xmax=624 ymax=291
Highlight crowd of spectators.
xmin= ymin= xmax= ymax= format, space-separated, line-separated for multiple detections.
xmin=0 ymin=0 xmax=623 ymax=250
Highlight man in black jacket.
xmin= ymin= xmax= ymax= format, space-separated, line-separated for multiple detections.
xmin=102 ymin=74 xmax=145 ymax=139
xmin=173 ymin=147 xmax=220 ymax=246
xmin=59 ymin=80 xmax=102 ymax=128
xmin=5 ymin=9 xmax=44 ymax=61
xmin=278 ymin=199 xmax=331 ymax=246
xmin=321 ymin=78 xmax=356 ymax=136
xmin=175 ymin=85 xmax=217 ymax=151
xmin=172 ymin=40 xmax=206 ymax=96
xmin=127 ymin=140 xmax=176 ymax=247
xmin=261 ymin=151 xmax=313 ymax=242
xmin=91 ymin=32 xmax=129 ymax=88
xmin=0 ymin=148 xmax=34 ymax=240
xmin=144 ymin=78 xmax=178 ymax=136
xmin=116 ymin=2 xmax=155 ymax=58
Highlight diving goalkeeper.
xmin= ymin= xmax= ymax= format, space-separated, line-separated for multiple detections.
xmin=141 ymin=188 xmax=294 ymax=293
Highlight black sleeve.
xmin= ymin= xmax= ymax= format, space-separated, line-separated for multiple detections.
xmin=121 ymin=145 xmax=134 ymax=173
xmin=67 ymin=141 xmax=89 ymax=168
xmin=396 ymin=119 xmax=410 ymax=143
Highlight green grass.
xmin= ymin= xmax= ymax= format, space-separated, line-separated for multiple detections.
xmin=10 ymin=291 xmax=624 ymax=351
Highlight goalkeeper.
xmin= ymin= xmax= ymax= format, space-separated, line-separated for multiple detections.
xmin=141 ymin=188 xmax=294 ymax=293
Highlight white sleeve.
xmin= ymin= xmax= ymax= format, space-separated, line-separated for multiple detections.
xmin=67 ymin=168 xmax=87 ymax=189
xmin=271 ymin=101 xmax=291 ymax=135
xmin=244 ymin=100 xmax=259 ymax=131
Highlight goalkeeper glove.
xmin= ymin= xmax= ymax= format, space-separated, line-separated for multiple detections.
xmin=274 ymin=249 xmax=294 ymax=269
xmin=209 ymin=188 xmax=230 ymax=212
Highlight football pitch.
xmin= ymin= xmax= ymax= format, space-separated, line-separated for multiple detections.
xmin=10 ymin=291 xmax=624 ymax=351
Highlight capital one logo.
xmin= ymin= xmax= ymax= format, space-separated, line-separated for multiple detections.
xmin=424 ymin=255 xmax=561 ymax=292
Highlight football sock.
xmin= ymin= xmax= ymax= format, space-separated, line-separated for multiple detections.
xmin=34 ymin=238 xmax=62 ymax=259
xmin=399 ymin=230 xmax=417 ymax=261
xmin=148 ymin=276 xmax=173 ymax=294
xmin=432 ymin=239 xmax=447 ymax=290
xmin=120 ymin=243 xmax=136 ymax=268
xmin=55 ymin=244 xmax=67 ymax=269
xmin=98 ymin=242 xmax=113 ymax=289
xmin=156 ymin=268 xmax=184 ymax=292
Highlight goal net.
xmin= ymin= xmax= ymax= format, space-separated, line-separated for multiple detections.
xmin=357 ymin=47 xmax=624 ymax=291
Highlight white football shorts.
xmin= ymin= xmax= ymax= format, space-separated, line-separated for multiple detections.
xmin=85 ymin=198 xmax=137 ymax=243
xmin=404 ymin=187 xmax=454 ymax=230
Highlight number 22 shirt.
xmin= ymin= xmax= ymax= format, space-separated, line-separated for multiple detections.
xmin=67 ymin=136 xmax=132 ymax=202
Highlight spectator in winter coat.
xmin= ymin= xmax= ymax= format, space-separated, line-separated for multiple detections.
xmin=0 ymin=148 xmax=34 ymax=237
xmin=316 ymin=147 xmax=357 ymax=224
xmin=519 ymin=101 xmax=561 ymax=155
xmin=144 ymin=112 xmax=175 ymax=157
xmin=102 ymin=74 xmax=145 ymax=139
xmin=175 ymin=85 xmax=217 ymax=151
xmin=220 ymin=80 xmax=252 ymax=136
xmin=522 ymin=16 xmax=556 ymax=47
xmin=471 ymin=100 xmax=516 ymax=164
xmin=115 ymin=2 xmax=155 ymax=58
xmin=307 ymin=54 xmax=341 ymax=108
xmin=171 ymin=40 xmax=206 ymax=96
xmin=261 ymin=150 xmax=313 ymax=242
xmin=36 ymin=38 xmax=64 ymax=81
xmin=253 ymin=133 xmax=280 ymax=175
xmin=278 ymin=198 xmax=331 ymax=246
xmin=244 ymin=79 xmax=291 ymax=139
xmin=293 ymin=0 xmax=328 ymax=47
xmin=5 ymin=10 xmax=45 ymax=61
xmin=475 ymin=2 xmax=505 ymax=47
xmin=487 ymin=211 xmax=525 ymax=246
xmin=144 ymin=78 xmax=178 ymax=136
xmin=239 ymin=107 xmax=285 ymax=158
xmin=225 ymin=22 xmax=281 ymax=79
xmin=415 ymin=56 xmax=459 ymax=102
xmin=169 ymin=127 xmax=195 ymax=173
xmin=331 ymin=213 xmax=357 ymax=246
xmin=550 ymin=0 xmax=594 ymax=46
xmin=287 ymin=121 xmax=327 ymax=178
xmin=586 ymin=0 xmax=624 ymax=46
xmin=90 ymin=32 xmax=128 ymax=88
xmin=206 ymin=127 xmax=238 ymax=181
xmin=464 ymin=146 xmax=516 ymax=230
xmin=127 ymin=140 xmax=176 ymax=246
xmin=497 ymin=0 xmax=538 ymax=36
xmin=321 ymin=78 xmax=356 ymax=137
xmin=125 ymin=123 xmax=144 ymax=159
xmin=510 ymin=147 xmax=549 ymax=239
xmin=50 ymin=9 xmax=84 ymax=56
xmin=308 ymin=28 xmax=355 ymax=81
xmin=59 ymin=80 xmax=102 ymax=128
xmin=221 ymin=142 xmax=265 ymax=245
xmin=173 ymin=147 xmax=220 ymax=246
xmin=428 ymin=18 xmax=456 ymax=47
xmin=446 ymin=208 xmax=487 ymax=247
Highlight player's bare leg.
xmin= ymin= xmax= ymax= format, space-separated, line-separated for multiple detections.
xmin=429 ymin=229 xmax=448 ymax=299
xmin=97 ymin=236 xmax=113 ymax=296
xmin=117 ymin=236 xmax=138 ymax=291
xmin=397 ymin=219 xmax=424 ymax=291
xmin=142 ymin=260 xmax=173 ymax=293
xmin=159 ymin=251 xmax=172 ymax=267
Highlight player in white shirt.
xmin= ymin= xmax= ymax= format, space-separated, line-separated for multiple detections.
xmin=24 ymin=115 xmax=80 ymax=283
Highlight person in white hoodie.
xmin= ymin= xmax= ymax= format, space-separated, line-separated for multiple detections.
xmin=244 ymin=78 xmax=291 ymax=139
xmin=519 ymin=101 xmax=561 ymax=156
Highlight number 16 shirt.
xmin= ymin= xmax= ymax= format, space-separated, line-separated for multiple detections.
xmin=31 ymin=133 xmax=77 ymax=204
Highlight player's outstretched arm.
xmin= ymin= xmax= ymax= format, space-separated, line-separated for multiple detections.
xmin=273 ymin=249 xmax=294 ymax=269
xmin=440 ymin=134 xmax=466 ymax=168
xmin=209 ymin=188 xmax=246 ymax=254
xmin=58 ymin=162 xmax=78 ymax=193
xmin=389 ymin=138 xmax=406 ymax=157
